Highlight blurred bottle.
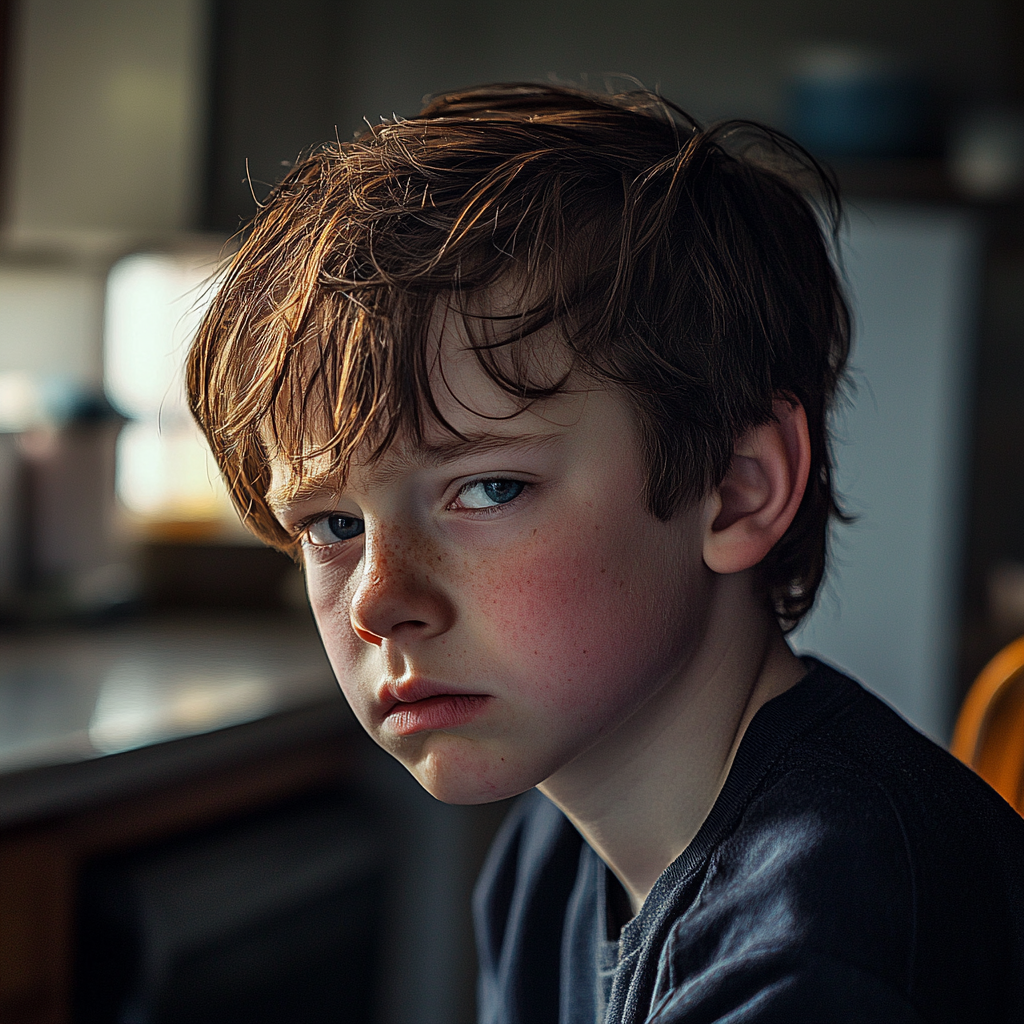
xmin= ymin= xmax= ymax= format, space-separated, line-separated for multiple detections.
xmin=0 ymin=372 xmax=135 ymax=618
xmin=0 ymin=432 xmax=23 ymax=610
xmin=0 ymin=372 xmax=41 ymax=614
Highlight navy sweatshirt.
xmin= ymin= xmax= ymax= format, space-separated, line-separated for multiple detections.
xmin=474 ymin=660 xmax=1024 ymax=1023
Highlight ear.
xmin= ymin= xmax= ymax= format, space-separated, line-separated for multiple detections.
xmin=703 ymin=397 xmax=811 ymax=575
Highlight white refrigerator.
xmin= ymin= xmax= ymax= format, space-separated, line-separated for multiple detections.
xmin=793 ymin=202 xmax=980 ymax=744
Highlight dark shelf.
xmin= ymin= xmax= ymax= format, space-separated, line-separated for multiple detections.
xmin=822 ymin=158 xmax=1024 ymax=250
xmin=831 ymin=158 xmax=961 ymax=204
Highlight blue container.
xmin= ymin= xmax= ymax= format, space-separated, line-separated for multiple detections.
xmin=787 ymin=48 xmax=929 ymax=159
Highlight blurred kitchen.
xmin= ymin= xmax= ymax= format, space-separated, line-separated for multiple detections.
xmin=0 ymin=0 xmax=1022 ymax=1021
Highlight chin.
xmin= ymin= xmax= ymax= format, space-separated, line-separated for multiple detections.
xmin=406 ymin=739 xmax=541 ymax=805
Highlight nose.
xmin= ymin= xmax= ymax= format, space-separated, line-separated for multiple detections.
xmin=349 ymin=528 xmax=455 ymax=646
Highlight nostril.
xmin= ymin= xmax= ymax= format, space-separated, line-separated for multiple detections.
xmin=352 ymin=623 xmax=384 ymax=646
xmin=352 ymin=619 xmax=433 ymax=646
xmin=391 ymin=619 xmax=432 ymax=638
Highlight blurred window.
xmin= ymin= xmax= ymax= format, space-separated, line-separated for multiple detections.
xmin=104 ymin=252 xmax=241 ymax=537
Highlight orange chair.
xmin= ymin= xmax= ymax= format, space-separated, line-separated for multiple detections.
xmin=951 ymin=636 xmax=1024 ymax=816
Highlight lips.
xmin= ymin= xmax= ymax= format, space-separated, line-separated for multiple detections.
xmin=378 ymin=678 xmax=491 ymax=737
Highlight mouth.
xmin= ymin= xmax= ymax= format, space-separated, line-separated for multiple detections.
xmin=378 ymin=679 xmax=491 ymax=737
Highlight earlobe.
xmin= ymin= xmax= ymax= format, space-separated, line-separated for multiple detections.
xmin=703 ymin=398 xmax=810 ymax=575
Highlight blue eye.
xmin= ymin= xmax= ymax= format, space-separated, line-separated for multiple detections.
xmin=458 ymin=479 xmax=526 ymax=509
xmin=306 ymin=514 xmax=364 ymax=545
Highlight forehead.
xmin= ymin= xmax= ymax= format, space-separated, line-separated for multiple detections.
xmin=265 ymin=296 xmax=586 ymax=505
xmin=427 ymin=298 xmax=574 ymax=418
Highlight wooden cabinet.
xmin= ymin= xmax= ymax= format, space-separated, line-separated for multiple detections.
xmin=0 ymin=715 xmax=354 ymax=1024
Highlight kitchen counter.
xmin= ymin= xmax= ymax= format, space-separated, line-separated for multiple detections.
xmin=0 ymin=609 xmax=360 ymax=1024
xmin=0 ymin=609 xmax=351 ymax=827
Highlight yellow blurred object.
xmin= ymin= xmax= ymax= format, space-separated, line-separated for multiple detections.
xmin=137 ymin=518 xmax=228 ymax=544
xmin=951 ymin=636 xmax=1024 ymax=815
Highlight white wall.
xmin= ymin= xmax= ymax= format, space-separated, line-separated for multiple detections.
xmin=793 ymin=203 xmax=980 ymax=743
xmin=4 ymin=0 xmax=208 ymax=235
xmin=0 ymin=265 xmax=106 ymax=385
xmin=0 ymin=0 xmax=210 ymax=390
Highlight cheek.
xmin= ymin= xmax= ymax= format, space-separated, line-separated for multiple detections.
xmin=466 ymin=519 xmax=690 ymax=713
xmin=303 ymin=556 xmax=370 ymax=692
xmin=305 ymin=555 xmax=356 ymax=632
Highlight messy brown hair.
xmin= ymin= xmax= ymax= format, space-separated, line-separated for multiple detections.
xmin=187 ymin=82 xmax=850 ymax=629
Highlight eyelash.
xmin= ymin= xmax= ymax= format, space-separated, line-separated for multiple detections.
xmin=301 ymin=513 xmax=364 ymax=548
xmin=298 ymin=476 xmax=530 ymax=549
xmin=448 ymin=477 xmax=528 ymax=513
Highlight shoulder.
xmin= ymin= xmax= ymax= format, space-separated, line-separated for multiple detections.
xmin=755 ymin=659 xmax=1024 ymax=859
xmin=776 ymin=663 xmax=1024 ymax=893
xmin=658 ymin=764 xmax=919 ymax=996
xmin=645 ymin=666 xmax=1024 ymax=1022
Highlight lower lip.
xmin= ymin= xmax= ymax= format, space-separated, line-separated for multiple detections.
xmin=384 ymin=694 xmax=491 ymax=736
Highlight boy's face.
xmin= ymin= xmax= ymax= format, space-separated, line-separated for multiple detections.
xmin=269 ymin=309 xmax=714 ymax=804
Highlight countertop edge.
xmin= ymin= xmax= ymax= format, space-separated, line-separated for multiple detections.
xmin=0 ymin=696 xmax=359 ymax=829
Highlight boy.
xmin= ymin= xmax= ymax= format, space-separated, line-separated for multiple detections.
xmin=187 ymin=84 xmax=1024 ymax=1022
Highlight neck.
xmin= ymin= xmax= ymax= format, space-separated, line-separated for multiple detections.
xmin=537 ymin=573 xmax=805 ymax=916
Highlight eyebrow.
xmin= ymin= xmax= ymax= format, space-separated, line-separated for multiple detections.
xmin=266 ymin=429 xmax=563 ymax=516
xmin=413 ymin=429 xmax=562 ymax=466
